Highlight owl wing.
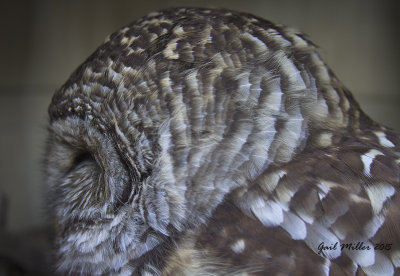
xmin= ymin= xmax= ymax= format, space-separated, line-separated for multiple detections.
xmin=162 ymin=127 xmax=400 ymax=276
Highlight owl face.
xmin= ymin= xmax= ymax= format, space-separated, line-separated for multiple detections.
xmin=46 ymin=117 xmax=149 ymax=272
xmin=44 ymin=7 xmax=400 ymax=276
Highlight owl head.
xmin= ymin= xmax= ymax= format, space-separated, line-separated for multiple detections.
xmin=45 ymin=8 xmax=360 ymax=275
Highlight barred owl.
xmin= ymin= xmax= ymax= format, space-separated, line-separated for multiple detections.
xmin=44 ymin=7 xmax=400 ymax=275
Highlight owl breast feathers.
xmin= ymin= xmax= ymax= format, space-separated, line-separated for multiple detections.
xmin=45 ymin=7 xmax=400 ymax=276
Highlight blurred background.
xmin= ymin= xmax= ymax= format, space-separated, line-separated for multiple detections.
xmin=0 ymin=0 xmax=399 ymax=274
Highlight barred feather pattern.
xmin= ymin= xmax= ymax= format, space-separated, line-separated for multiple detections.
xmin=44 ymin=7 xmax=400 ymax=275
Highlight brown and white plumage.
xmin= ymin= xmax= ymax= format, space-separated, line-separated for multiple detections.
xmin=44 ymin=7 xmax=400 ymax=275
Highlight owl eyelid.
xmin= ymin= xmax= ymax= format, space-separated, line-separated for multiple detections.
xmin=74 ymin=151 xmax=94 ymax=164
xmin=67 ymin=151 xmax=96 ymax=174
